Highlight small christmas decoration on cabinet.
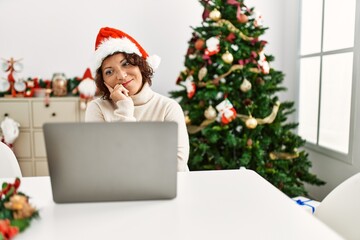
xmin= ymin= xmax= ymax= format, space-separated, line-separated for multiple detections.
xmin=51 ymin=73 xmax=68 ymax=96
xmin=72 ymin=68 xmax=97 ymax=110
xmin=1 ymin=57 xmax=25 ymax=97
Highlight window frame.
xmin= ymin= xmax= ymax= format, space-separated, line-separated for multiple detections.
xmin=297 ymin=0 xmax=359 ymax=164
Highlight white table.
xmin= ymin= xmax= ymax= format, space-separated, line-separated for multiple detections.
xmin=3 ymin=169 xmax=343 ymax=240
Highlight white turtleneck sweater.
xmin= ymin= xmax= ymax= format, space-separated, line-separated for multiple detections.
xmin=85 ymin=83 xmax=190 ymax=172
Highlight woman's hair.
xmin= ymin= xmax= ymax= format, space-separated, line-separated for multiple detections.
xmin=95 ymin=52 xmax=154 ymax=100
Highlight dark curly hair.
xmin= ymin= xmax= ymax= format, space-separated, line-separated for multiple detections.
xmin=95 ymin=52 xmax=154 ymax=100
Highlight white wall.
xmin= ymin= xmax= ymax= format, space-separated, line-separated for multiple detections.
xmin=0 ymin=0 xmax=285 ymax=97
xmin=0 ymin=0 xmax=203 ymax=96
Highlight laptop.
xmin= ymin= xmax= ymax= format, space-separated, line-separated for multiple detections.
xmin=43 ymin=121 xmax=178 ymax=203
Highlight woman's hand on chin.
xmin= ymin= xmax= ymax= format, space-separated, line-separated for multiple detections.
xmin=104 ymin=82 xmax=130 ymax=102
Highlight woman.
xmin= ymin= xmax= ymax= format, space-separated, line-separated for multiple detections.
xmin=85 ymin=27 xmax=189 ymax=172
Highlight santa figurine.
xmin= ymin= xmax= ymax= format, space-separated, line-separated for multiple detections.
xmin=1 ymin=116 xmax=20 ymax=151
xmin=73 ymin=68 xmax=97 ymax=110
xmin=216 ymin=98 xmax=237 ymax=124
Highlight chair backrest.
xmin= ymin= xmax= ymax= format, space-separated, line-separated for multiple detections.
xmin=0 ymin=141 xmax=22 ymax=177
xmin=315 ymin=172 xmax=360 ymax=240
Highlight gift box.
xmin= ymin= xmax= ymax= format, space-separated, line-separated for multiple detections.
xmin=292 ymin=196 xmax=320 ymax=214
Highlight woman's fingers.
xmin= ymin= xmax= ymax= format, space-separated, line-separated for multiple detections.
xmin=114 ymin=84 xmax=129 ymax=97
xmin=105 ymin=82 xmax=130 ymax=102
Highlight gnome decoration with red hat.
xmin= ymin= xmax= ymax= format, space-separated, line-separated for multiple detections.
xmin=74 ymin=68 xmax=97 ymax=110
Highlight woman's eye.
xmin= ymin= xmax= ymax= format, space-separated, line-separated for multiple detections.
xmin=104 ymin=69 xmax=113 ymax=76
xmin=122 ymin=61 xmax=130 ymax=67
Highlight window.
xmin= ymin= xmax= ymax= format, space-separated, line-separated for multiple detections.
xmin=298 ymin=0 xmax=357 ymax=160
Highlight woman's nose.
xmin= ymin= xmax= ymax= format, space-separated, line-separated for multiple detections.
xmin=116 ymin=70 xmax=127 ymax=80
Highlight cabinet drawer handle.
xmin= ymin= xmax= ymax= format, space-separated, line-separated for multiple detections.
xmin=51 ymin=113 xmax=56 ymax=117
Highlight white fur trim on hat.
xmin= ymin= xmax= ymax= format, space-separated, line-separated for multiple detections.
xmin=93 ymin=37 xmax=142 ymax=71
xmin=147 ymin=55 xmax=161 ymax=70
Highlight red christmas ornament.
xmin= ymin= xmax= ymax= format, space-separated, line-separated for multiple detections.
xmin=238 ymin=13 xmax=248 ymax=23
xmin=226 ymin=33 xmax=236 ymax=43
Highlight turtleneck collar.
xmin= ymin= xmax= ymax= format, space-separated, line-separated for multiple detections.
xmin=130 ymin=82 xmax=154 ymax=106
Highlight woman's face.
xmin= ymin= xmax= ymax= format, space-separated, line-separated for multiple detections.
xmin=101 ymin=53 xmax=143 ymax=96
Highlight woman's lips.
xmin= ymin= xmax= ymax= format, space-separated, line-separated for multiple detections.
xmin=122 ymin=79 xmax=132 ymax=87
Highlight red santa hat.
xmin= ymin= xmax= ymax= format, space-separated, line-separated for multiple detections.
xmin=93 ymin=27 xmax=161 ymax=71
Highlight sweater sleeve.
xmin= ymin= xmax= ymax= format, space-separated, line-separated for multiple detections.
xmin=165 ymin=100 xmax=190 ymax=172
xmin=113 ymin=99 xmax=136 ymax=122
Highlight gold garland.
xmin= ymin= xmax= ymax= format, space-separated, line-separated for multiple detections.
xmin=198 ymin=64 xmax=259 ymax=87
xmin=186 ymin=102 xmax=280 ymax=134
xmin=269 ymin=152 xmax=299 ymax=160
xmin=216 ymin=19 xmax=254 ymax=41
xmin=187 ymin=119 xmax=216 ymax=134
xmin=237 ymin=101 xmax=280 ymax=124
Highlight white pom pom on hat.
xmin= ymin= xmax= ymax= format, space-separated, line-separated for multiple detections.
xmin=92 ymin=27 xmax=161 ymax=72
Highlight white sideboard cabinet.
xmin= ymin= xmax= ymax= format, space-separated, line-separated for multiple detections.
xmin=0 ymin=97 xmax=85 ymax=176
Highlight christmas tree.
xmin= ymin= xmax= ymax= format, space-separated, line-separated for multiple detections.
xmin=170 ymin=0 xmax=325 ymax=197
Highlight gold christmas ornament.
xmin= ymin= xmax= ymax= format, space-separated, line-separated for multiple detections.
xmin=204 ymin=105 xmax=217 ymax=120
xmin=209 ymin=9 xmax=221 ymax=21
xmin=237 ymin=101 xmax=280 ymax=125
xmin=185 ymin=115 xmax=191 ymax=125
xmin=240 ymin=78 xmax=252 ymax=92
xmin=245 ymin=116 xmax=258 ymax=129
xmin=222 ymin=51 xmax=234 ymax=64
xmin=198 ymin=66 xmax=208 ymax=81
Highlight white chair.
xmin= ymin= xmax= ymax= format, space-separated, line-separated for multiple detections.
xmin=0 ymin=141 xmax=22 ymax=177
xmin=315 ymin=172 xmax=360 ymax=240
